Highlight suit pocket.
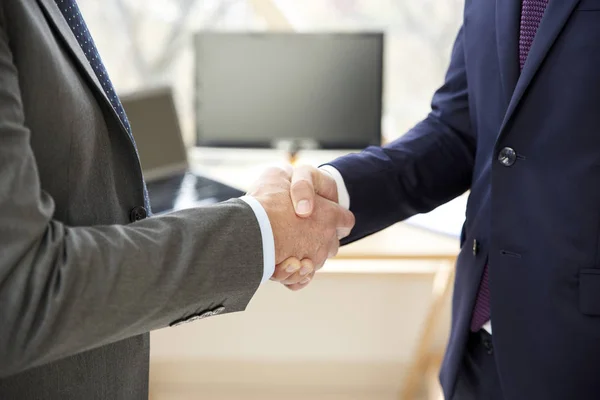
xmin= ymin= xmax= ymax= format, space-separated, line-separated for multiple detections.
xmin=577 ymin=0 xmax=600 ymax=11
xmin=579 ymin=269 xmax=600 ymax=315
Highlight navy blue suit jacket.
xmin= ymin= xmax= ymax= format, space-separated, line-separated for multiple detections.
xmin=329 ymin=1 xmax=600 ymax=398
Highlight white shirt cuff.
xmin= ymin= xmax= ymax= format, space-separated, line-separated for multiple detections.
xmin=239 ymin=196 xmax=275 ymax=284
xmin=319 ymin=165 xmax=350 ymax=210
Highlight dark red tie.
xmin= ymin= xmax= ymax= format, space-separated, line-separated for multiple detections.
xmin=470 ymin=0 xmax=549 ymax=332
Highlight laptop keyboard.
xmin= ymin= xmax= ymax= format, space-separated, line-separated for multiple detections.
xmin=146 ymin=172 xmax=245 ymax=214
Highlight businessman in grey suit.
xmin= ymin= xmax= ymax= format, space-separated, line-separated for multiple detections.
xmin=0 ymin=0 xmax=354 ymax=399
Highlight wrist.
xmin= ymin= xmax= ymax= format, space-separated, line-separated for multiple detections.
xmin=239 ymin=195 xmax=276 ymax=283
xmin=319 ymin=165 xmax=349 ymax=209
xmin=324 ymin=172 xmax=339 ymax=204
xmin=250 ymin=194 xmax=289 ymax=265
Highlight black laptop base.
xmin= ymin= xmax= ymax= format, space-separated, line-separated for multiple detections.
xmin=146 ymin=172 xmax=245 ymax=214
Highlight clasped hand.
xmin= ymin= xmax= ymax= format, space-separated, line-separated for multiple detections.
xmin=248 ymin=165 xmax=355 ymax=291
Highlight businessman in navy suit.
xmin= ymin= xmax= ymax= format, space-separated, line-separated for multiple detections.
xmin=287 ymin=0 xmax=600 ymax=398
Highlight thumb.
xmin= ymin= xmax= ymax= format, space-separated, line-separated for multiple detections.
xmin=290 ymin=165 xmax=318 ymax=217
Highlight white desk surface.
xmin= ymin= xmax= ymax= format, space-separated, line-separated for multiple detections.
xmin=189 ymin=147 xmax=462 ymax=261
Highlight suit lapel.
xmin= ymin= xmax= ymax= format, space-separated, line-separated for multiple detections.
xmin=496 ymin=0 xmax=521 ymax=106
xmin=36 ymin=0 xmax=133 ymax=140
xmin=498 ymin=0 xmax=581 ymax=140
xmin=36 ymin=0 xmax=111 ymax=105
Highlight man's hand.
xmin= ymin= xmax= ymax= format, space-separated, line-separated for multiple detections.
xmin=270 ymin=257 xmax=316 ymax=291
xmin=247 ymin=165 xmax=354 ymax=290
xmin=290 ymin=165 xmax=340 ymax=219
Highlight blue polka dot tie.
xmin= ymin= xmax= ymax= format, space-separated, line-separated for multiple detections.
xmin=54 ymin=0 xmax=151 ymax=213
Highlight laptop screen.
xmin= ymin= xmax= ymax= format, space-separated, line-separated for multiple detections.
xmin=120 ymin=87 xmax=188 ymax=181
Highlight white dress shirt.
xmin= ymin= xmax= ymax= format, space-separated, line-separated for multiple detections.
xmin=319 ymin=165 xmax=351 ymax=210
xmin=239 ymin=196 xmax=275 ymax=284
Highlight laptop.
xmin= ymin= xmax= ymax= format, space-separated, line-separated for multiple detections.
xmin=120 ymin=86 xmax=244 ymax=214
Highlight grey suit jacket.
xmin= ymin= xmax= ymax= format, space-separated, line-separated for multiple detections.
xmin=0 ymin=1 xmax=264 ymax=398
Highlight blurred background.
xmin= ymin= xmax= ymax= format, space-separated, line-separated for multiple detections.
xmin=78 ymin=0 xmax=466 ymax=398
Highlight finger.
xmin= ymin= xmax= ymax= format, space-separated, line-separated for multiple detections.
xmin=311 ymin=246 xmax=329 ymax=272
xmin=279 ymin=163 xmax=293 ymax=176
xmin=327 ymin=239 xmax=340 ymax=259
xmin=312 ymin=170 xmax=338 ymax=202
xmin=333 ymin=205 xmax=355 ymax=239
xmin=248 ymin=165 xmax=292 ymax=194
xmin=271 ymin=257 xmax=303 ymax=282
xmin=285 ymin=271 xmax=315 ymax=291
xmin=258 ymin=164 xmax=293 ymax=182
xmin=314 ymin=197 xmax=355 ymax=239
xmin=281 ymin=258 xmax=314 ymax=285
xmin=290 ymin=165 xmax=318 ymax=217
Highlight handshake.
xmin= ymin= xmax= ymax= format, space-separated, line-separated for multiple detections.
xmin=248 ymin=165 xmax=355 ymax=291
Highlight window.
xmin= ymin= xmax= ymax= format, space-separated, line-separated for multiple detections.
xmin=79 ymin=0 xmax=464 ymax=145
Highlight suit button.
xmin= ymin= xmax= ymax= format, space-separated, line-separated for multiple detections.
xmin=212 ymin=306 xmax=225 ymax=315
xmin=472 ymin=239 xmax=479 ymax=256
xmin=483 ymin=339 xmax=494 ymax=355
xmin=498 ymin=147 xmax=517 ymax=166
xmin=129 ymin=206 xmax=148 ymax=222
xmin=198 ymin=306 xmax=225 ymax=319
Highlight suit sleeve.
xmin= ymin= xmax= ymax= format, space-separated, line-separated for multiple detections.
xmin=0 ymin=11 xmax=263 ymax=378
xmin=327 ymin=26 xmax=475 ymax=244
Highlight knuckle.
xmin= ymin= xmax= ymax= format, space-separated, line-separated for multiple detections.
xmin=271 ymin=272 xmax=286 ymax=281
xmin=325 ymin=227 xmax=336 ymax=239
xmin=265 ymin=165 xmax=291 ymax=179
xmin=347 ymin=211 xmax=356 ymax=225
xmin=319 ymin=247 xmax=329 ymax=258
xmin=328 ymin=247 xmax=339 ymax=258
xmin=264 ymin=166 xmax=282 ymax=175
xmin=314 ymin=249 xmax=328 ymax=265
xmin=290 ymin=179 xmax=313 ymax=193
xmin=296 ymin=164 xmax=314 ymax=173
xmin=280 ymin=163 xmax=293 ymax=174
